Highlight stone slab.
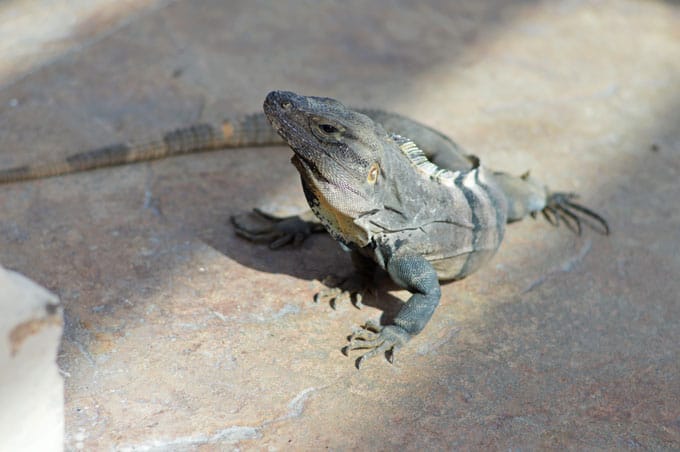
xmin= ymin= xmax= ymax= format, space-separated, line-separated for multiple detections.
xmin=0 ymin=0 xmax=678 ymax=449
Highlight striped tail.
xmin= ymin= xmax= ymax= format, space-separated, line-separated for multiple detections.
xmin=0 ymin=113 xmax=282 ymax=184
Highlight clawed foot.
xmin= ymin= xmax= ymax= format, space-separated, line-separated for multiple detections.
xmin=538 ymin=192 xmax=610 ymax=235
xmin=342 ymin=320 xmax=411 ymax=368
xmin=314 ymin=274 xmax=366 ymax=309
xmin=231 ymin=208 xmax=324 ymax=249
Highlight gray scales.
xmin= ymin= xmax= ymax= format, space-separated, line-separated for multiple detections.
xmin=0 ymin=91 xmax=609 ymax=367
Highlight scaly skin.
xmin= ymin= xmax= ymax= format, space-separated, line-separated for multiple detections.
xmin=259 ymin=90 xmax=609 ymax=368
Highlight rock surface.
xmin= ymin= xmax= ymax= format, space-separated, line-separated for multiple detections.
xmin=0 ymin=0 xmax=678 ymax=449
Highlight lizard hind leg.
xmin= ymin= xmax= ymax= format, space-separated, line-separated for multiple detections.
xmin=314 ymin=250 xmax=376 ymax=310
xmin=543 ymin=192 xmax=610 ymax=235
xmin=314 ymin=273 xmax=366 ymax=309
xmin=493 ymin=171 xmax=609 ymax=235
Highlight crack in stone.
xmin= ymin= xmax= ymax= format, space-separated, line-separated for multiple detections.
xmin=212 ymin=303 xmax=302 ymax=324
xmin=117 ymin=387 xmax=322 ymax=450
xmin=522 ymin=238 xmax=592 ymax=294
xmin=117 ymin=426 xmax=261 ymax=451
xmin=281 ymin=386 xmax=318 ymax=421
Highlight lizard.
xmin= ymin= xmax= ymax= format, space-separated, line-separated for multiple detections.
xmin=0 ymin=90 xmax=609 ymax=367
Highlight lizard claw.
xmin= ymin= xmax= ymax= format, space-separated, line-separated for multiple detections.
xmin=231 ymin=208 xmax=324 ymax=249
xmin=542 ymin=192 xmax=610 ymax=235
xmin=314 ymin=274 xmax=365 ymax=309
xmin=342 ymin=320 xmax=411 ymax=368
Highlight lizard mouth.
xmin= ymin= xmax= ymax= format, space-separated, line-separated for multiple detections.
xmin=263 ymin=93 xmax=314 ymax=159
xmin=264 ymin=90 xmax=366 ymax=203
xmin=290 ymin=153 xmax=329 ymax=189
xmin=264 ymin=91 xmax=332 ymax=184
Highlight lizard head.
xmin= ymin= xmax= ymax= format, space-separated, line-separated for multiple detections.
xmin=263 ymin=90 xmax=398 ymax=247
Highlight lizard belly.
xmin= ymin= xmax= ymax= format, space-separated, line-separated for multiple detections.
xmin=433 ymin=166 xmax=507 ymax=280
xmin=430 ymin=248 xmax=499 ymax=281
xmin=375 ymin=218 xmax=505 ymax=282
xmin=393 ymin=166 xmax=507 ymax=281
xmin=416 ymin=224 xmax=503 ymax=281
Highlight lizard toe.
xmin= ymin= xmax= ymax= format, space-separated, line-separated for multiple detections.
xmin=231 ymin=209 xmax=320 ymax=248
xmin=343 ymin=324 xmax=410 ymax=368
xmin=269 ymin=233 xmax=295 ymax=249
xmin=315 ymin=275 xmax=364 ymax=309
xmin=543 ymin=192 xmax=610 ymax=235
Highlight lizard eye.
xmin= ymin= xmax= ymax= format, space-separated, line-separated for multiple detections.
xmin=367 ymin=163 xmax=380 ymax=184
xmin=310 ymin=118 xmax=345 ymax=141
xmin=318 ymin=123 xmax=339 ymax=134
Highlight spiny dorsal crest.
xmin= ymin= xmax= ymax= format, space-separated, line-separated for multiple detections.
xmin=392 ymin=134 xmax=478 ymax=187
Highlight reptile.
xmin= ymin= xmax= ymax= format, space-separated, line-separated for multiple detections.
xmin=0 ymin=90 xmax=609 ymax=367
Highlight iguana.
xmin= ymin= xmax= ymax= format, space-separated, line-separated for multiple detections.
xmin=0 ymin=91 xmax=608 ymax=367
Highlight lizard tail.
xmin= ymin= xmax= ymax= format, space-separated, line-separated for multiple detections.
xmin=0 ymin=113 xmax=282 ymax=184
xmin=0 ymin=161 xmax=78 ymax=183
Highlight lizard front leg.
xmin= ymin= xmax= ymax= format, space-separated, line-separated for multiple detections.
xmin=343 ymin=254 xmax=441 ymax=368
xmin=231 ymin=208 xmax=325 ymax=248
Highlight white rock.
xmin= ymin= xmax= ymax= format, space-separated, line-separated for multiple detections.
xmin=0 ymin=265 xmax=64 ymax=452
